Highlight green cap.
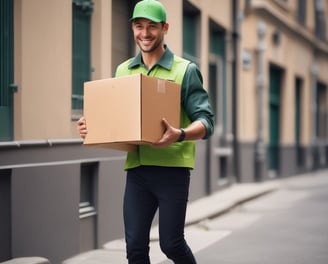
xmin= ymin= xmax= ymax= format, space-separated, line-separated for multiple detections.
xmin=130 ymin=0 xmax=166 ymax=23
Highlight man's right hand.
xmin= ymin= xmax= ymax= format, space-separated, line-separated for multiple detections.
xmin=77 ymin=117 xmax=88 ymax=139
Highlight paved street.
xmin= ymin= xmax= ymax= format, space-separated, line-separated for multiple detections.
xmin=61 ymin=170 xmax=328 ymax=264
xmin=159 ymin=171 xmax=328 ymax=264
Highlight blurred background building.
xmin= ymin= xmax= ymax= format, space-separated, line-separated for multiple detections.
xmin=1 ymin=0 xmax=328 ymax=263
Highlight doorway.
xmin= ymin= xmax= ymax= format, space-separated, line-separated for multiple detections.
xmin=268 ymin=65 xmax=283 ymax=174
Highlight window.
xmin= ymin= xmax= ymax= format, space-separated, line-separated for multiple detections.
xmin=79 ymin=162 xmax=98 ymax=251
xmin=72 ymin=0 xmax=94 ymax=119
xmin=297 ymin=0 xmax=306 ymax=26
xmin=314 ymin=0 xmax=326 ymax=41
xmin=80 ymin=163 xmax=97 ymax=216
xmin=183 ymin=1 xmax=200 ymax=65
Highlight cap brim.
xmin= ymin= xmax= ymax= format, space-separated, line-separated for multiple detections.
xmin=129 ymin=16 xmax=163 ymax=23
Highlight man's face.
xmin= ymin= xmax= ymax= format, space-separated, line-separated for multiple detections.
xmin=132 ymin=18 xmax=168 ymax=53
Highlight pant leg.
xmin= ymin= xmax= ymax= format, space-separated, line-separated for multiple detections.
xmin=123 ymin=169 xmax=158 ymax=264
xmin=153 ymin=167 xmax=197 ymax=264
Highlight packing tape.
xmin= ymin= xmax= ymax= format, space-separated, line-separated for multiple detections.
xmin=157 ymin=79 xmax=166 ymax=94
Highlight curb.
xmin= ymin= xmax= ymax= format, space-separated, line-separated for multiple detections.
xmin=0 ymin=258 xmax=50 ymax=264
xmin=148 ymin=180 xmax=280 ymax=241
xmin=185 ymin=180 xmax=279 ymax=225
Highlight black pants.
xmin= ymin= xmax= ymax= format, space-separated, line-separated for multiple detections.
xmin=124 ymin=166 xmax=197 ymax=264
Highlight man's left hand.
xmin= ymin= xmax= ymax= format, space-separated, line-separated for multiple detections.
xmin=152 ymin=118 xmax=181 ymax=147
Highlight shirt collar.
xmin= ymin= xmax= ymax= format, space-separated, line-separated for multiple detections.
xmin=128 ymin=45 xmax=174 ymax=71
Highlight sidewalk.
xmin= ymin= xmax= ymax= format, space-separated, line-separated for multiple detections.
xmin=64 ymin=177 xmax=280 ymax=264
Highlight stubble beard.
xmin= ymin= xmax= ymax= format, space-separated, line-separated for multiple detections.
xmin=137 ymin=36 xmax=163 ymax=53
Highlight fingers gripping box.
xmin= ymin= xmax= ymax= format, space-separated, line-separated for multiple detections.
xmin=83 ymin=74 xmax=181 ymax=151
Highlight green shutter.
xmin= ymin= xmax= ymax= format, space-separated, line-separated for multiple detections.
xmin=72 ymin=0 xmax=93 ymax=114
xmin=210 ymin=30 xmax=225 ymax=58
xmin=268 ymin=66 xmax=282 ymax=171
xmin=183 ymin=11 xmax=199 ymax=64
xmin=0 ymin=0 xmax=14 ymax=141
xmin=183 ymin=15 xmax=196 ymax=57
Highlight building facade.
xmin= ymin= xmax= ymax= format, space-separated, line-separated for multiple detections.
xmin=239 ymin=0 xmax=328 ymax=181
xmin=0 ymin=0 xmax=327 ymax=263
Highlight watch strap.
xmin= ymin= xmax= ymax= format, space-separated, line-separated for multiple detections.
xmin=176 ymin=128 xmax=186 ymax=142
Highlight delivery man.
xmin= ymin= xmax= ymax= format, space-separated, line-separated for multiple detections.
xmin=78 ymin=0 xmax=214 ymax=263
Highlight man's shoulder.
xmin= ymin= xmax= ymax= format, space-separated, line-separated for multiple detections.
xmin=173 ymin=54 xmax=190 ymax=64
xmin=115 ymin=58 xmax=134 ymax=77
xmin=172 ymin=55 xmax=200 ymax=76
xmin=173 ymin=55 xmax=200 ymax=72
xmin=117 ymin=57 xmax=134 ymax=69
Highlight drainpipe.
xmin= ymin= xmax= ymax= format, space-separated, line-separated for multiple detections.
xmin=232 ymin=0 xmax=240 ymax=181
xmin=254 ymin=21 xmax=266 ymax=181
xmin=310 ymin=62 xmax=319 ymax=170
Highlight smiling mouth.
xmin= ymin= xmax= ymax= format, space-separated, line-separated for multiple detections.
xmin=140 ymin=39 xmax=153 ymax=45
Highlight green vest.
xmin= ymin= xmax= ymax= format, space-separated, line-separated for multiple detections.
xmin=116 ymin=55 xmax=196 ymax=169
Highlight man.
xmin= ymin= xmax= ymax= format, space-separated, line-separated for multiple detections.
xmin=78 ymin=0 xmax=214 ymax=263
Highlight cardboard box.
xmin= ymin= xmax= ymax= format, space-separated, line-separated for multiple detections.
xmin=83 ymin=74 xmax=181 ymax=151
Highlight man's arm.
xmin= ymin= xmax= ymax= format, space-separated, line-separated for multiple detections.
xmin=152 ymin=118 xmax=206 ymax=147
xmin=181 ymin=63 xmax=215 ymax=139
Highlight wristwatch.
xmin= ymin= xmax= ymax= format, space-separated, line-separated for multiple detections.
xmin=176 ymin=128 xmax=186 ymax=142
